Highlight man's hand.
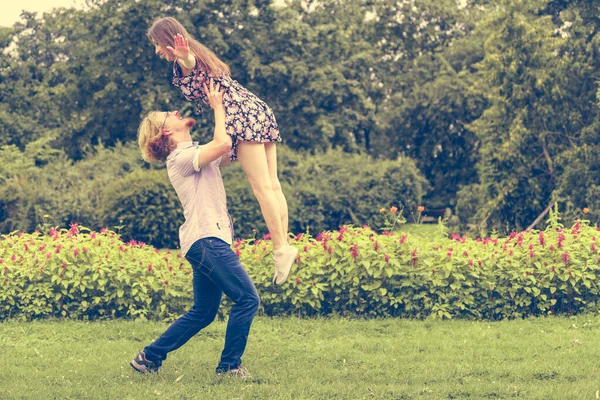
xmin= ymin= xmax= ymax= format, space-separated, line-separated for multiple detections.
xmin=203 ymin=78 xmax=224 ymax=110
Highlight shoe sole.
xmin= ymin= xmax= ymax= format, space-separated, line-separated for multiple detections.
xmin=273 ymin=247 xmax=298 ymax=285
xmin=130 ymin=360 xmax=160 ymax=374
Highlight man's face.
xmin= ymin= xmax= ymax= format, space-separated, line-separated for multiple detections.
xmin=160 ymin=111 xmax=195 ymax=134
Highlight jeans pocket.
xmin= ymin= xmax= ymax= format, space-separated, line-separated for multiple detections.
xmin=204 ymin=238 xmax=231 ymax=256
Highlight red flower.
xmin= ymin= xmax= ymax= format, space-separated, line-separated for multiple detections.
xmin=169 ymin=266 xmax=173 ymax=272
xmin=468 ymin=259 xmax=473 ymax=266
xmin=296 ymin=277 xmax=301 ymax=285
xmin=463 ymin=251 xmax=468 ymax=256
xmin=558 ymin=234 xmax=565 ymax=249
xmin=100 ymin=227 xmax=107 ymax=233
xmin=350 ymin=244 xmax=359 ymax=260
xmin=164 ymin=280 xmax=169 ymax=285
xmin=74 ymin=249 xmax=79 ymax=257
xmin=399 ymin=235 xmax=407 ymax=244
xmin=69 ymin=223 xmax=79 ymax=236
xmin=148 ymin=264 xmax=153 ymax=272
xmin=563 ymin=251 xmax=570 ymax=264
xmin=384 ymin=254 xmax=390 ymax=262
xmin=82 ymin=247 xmax=88 ymax=253
xmin=24 ymin=243 xmax=29 ymax=252
xmin=539 ymin=232 xmax=545 ymax=247
xmin=295 ymin=233 xmax=304 ymax=241
xmin=235 ymin=249 xmax=241 ymax=257
xmin=46 ymin=252 xmax=52 ymax=259
xmin=90 ymin=232 xmax=96 ymax=239
xmin=263 ymin=233 xmax=271 ymax=240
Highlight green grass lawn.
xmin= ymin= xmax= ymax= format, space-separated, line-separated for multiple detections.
xmin=2 ymin=316 xmax=600 ymax=399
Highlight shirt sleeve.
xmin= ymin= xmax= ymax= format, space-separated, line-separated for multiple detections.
xmin=172 ymin=147 xmax=201 ymax=177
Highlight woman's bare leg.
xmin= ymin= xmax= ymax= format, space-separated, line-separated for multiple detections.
xmin=236 ymin=142 xmax=286 ymax=250
xmin=264 ymin=143 xmax=288 ymax=241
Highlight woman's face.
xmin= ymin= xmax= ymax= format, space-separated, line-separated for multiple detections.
xmin=153 ymin=39 xmax=176 ymax=62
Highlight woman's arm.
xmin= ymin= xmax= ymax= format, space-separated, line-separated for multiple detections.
xmin=168 ymin=34 xmax=197 ymax=76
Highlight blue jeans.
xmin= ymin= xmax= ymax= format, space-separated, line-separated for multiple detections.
xmin=144 ymin=237 xmax=260 ymax=372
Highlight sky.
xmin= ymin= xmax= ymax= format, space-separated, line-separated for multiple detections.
xmin=0 ymin=0 xmax=292 ymax=27
xmin=1 ymin=0 xmax=87 ymax=27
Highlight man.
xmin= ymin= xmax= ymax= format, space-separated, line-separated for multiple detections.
xmin=131 ymin=79 xmax=262 ymax=377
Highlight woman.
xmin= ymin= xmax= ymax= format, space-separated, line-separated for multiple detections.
xmin=147 ymin=17 xmax=297 ymax=285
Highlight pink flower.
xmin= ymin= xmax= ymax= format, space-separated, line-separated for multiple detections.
xmin=263 ymin=233 xmax=271 ymax=240
xmin=100 ymin=228 xmax=108 ymax=233
xmin=539 ymin=232 xmax=545 ymax=247
xmin=384 ymin=254 xmax=390 ymax=262
xmin=296 ymin=277 xmax=301 ymax=285
xmin=463 ymin=251 xmax=469 ymax=256
xmin=558 ymin=233 xmax=565 ymax=249
xmin=350 ymin=244 xmax=359 ymax=260
xmin=148 ymin=264 xmax=153 ymax=272
xmin=468 ymin=259 xmax=473 ymax=266
xmin=69 ymin=223 xmax=79 ymax=236
xmin=295 ymin=233 xmax=304 ymax=241
xmin=74 ymin=249 xmax=79 ymax=257
xmin=563 ymin=251 xmax=570 ymax=264
xmin=399 ymin=235 xmax=407 ymax=244
xmin=24 ymin=243 xmax=29 ymax=252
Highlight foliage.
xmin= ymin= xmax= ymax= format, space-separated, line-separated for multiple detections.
xmin=3 ymin=210 xmax=600 ymax=321
xmin=0 ymin=141 xmax=145 ymax=234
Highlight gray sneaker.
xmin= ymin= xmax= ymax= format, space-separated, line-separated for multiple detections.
xmin=216 ymin=366 xmax=250 ymax=379
xmin=130 ymin=351 xmax=161 ymax=374
xmin=273 ymin=244 xmax=298 ymax=285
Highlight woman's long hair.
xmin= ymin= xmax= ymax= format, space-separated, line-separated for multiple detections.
xmin=147 ymin=17 xmax=230 ymax=77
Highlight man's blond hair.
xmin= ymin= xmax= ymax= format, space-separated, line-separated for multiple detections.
xmin=138 ymin=111 xmax=177 ymax=163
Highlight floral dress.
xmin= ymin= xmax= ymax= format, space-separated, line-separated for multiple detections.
xmin=172 ymin=61 xmax=282 ymax=161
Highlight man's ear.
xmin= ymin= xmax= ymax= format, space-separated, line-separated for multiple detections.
xmin=162 ymin=128 xmax=173 ymax=136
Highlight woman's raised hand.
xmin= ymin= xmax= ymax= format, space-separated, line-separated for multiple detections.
xmin=203 ymin=78 xmax=224 ymax=110
xmin=167 ymin=33 xmax=190 ymax=60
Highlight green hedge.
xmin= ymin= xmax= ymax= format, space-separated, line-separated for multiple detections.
xmin=2 ymin=210 xmax=600 ymax=321
xmin=101 ymin=146 xmax=430 ymax=247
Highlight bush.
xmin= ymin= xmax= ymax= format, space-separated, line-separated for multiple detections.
xmin=101 ymin=169 xmax=183 ymax=249
xmin=3 ymin=209 xmax=600 ymax=321
xmin=0 ymin=140 xmax=145 ymax=233
xmin=222 ymin=146 xmax=431 ymax=238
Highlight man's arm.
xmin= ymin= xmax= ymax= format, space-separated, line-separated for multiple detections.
xmin=193 ymin=79 xmax=232 ymax=171
xmin=193 ymin=106 xmax=231 ymax=170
